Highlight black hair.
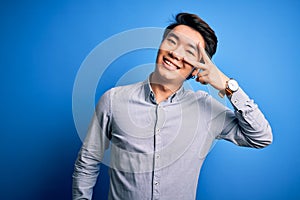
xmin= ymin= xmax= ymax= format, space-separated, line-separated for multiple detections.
xmin=163 ymin=13 xmax=218 ymax=58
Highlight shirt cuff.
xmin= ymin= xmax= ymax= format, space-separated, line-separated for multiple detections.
xmin=228 ymin=87 xmax=251 ymax=111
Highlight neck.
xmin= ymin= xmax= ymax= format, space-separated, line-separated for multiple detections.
xmin=150 ymin=73 xmax=182 ymax=103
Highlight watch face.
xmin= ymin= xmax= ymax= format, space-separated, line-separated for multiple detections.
xmin=228 ymin=79 xmax=239 ymax=92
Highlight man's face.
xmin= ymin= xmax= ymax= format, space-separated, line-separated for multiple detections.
xmin=155 ymin=25 xmax=206 ymax=83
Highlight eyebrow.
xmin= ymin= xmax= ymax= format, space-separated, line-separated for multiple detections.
xmin=168 ymin=32 xmax=198 ymax=53
xmin=168 ymin=32 xmax=179 ymax=41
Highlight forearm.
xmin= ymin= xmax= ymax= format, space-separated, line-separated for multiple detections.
xmin=218 ymin=88 xmax=273 ymax=148
xmin=72 ymin=147 xmax=101 ymax=200
xmin=72 ymin=90 xmax=112 ymax=199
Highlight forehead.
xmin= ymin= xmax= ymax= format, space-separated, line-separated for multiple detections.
xmin=168 ymin=25 xmax=205 ymax=48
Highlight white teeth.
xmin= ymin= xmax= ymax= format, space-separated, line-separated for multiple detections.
xmin=165 ymin=59 xmax=176 ymax=68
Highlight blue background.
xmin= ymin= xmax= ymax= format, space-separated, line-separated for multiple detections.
xmin=1 ymin=0 xmax=299 ymax=199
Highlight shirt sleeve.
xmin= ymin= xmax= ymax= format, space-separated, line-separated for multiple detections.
xmin=72 ymin=90 xmax=112 ymax=200
xmin=212 ymin=88 xmax=273 ymax=148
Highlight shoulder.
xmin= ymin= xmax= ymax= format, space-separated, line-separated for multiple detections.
xmin=183 ymin=88 xmax=230 ymax=115
xmin=183 ymin=89 xmax=210 ymax=102
xmin=100 ymin=81 xmax=144 ymax=101
xmin=95 ymin=82 xmax=144 ymax=113
xmin=110 ymin=81 xmax=144 ymax=95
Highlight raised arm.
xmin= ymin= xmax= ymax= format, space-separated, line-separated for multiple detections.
xmin=185 ymin=42 xmax=272 ymax=148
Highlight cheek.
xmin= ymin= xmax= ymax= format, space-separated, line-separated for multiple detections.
xmin=160 ymin=41 xmax=174 ymax=52
xmin=156 ymin=50 xmax=165 ymax=65
xmin=156 ymin=49 xmax=162 ymax=59
xmin=157 ymin=48 xmax=168 ymax=59
xmin=183 ymin=64 xmax=195 ymax=74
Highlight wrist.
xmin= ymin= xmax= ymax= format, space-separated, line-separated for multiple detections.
xmin=218 ymin=78 xmax=239 ymax=98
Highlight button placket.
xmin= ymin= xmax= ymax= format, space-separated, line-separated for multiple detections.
xmin=153 ymin=104 xmax=164 ymax=199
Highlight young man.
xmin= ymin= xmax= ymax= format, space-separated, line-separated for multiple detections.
xmin=73 ymin=13 xmax=272 ymax=200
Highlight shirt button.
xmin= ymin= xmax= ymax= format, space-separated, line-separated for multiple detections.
xmin=156 ymin=154 xmax=160 ymax=159
xmin=154 ymin=181 xmax=159 ymax=186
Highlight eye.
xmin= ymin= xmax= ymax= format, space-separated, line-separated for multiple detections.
xmin=167 ymin=38 xmax=176 ymax=45
xmin=186 ymin=50 xmax=196 ymax=57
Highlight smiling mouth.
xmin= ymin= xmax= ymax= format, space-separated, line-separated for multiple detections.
xmin=163 ymin=57 xmax=180 ymax=70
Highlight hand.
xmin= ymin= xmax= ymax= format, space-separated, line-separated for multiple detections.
xmin=183 ymin=43 xmax=229 ymax=91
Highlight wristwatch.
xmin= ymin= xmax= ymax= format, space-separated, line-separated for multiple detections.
xmin=225 ymin=78 xmax=239 ymax=96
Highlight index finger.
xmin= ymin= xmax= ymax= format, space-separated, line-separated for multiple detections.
xmin=198 ymin=42 xmax=212 ymax=64
xmin=183 ymin=56 xmax=206 ymax=70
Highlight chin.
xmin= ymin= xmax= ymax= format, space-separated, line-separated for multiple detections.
xmin=154 ymin=63 xmax=182 ymax=84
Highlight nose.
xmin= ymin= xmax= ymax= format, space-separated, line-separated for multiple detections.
xmin=169 ymin=50 xmax=183 ymax=61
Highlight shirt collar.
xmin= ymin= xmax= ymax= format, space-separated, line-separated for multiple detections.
xmin=143 ymin=74 xmax=185 ymax=104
